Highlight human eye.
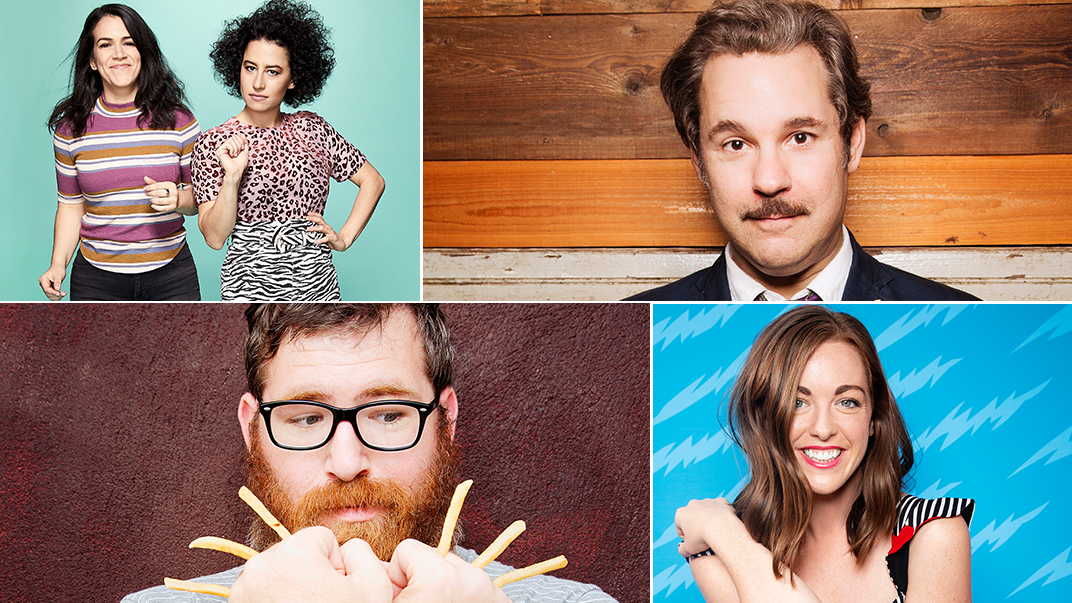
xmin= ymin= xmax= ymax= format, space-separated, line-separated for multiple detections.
xmin=723 ymin=139 xmax=746 ymax=152
xmin=363 ymin=404 xmax=417 ymax=429
xmin=267 ymin=69 xmax=280 ymax=76
xmin=286 ymin=411 xmax=326 ymax=428
xmin=794 ymin=398 xmax=806 ymax=409
xmin=837 ymin=398 xmax=861 ymax=409
xmin=789 ymin=132 xmax=814 ymax=146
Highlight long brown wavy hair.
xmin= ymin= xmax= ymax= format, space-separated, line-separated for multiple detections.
xmin=728 ymin=306 xmax=912 ymax=579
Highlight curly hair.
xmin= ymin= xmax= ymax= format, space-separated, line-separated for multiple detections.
xmin=210 ymin=0 xmax=336 ymax=107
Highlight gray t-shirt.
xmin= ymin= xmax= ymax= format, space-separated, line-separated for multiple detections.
xmin=122 ymin=546 xmax=617 ymax=603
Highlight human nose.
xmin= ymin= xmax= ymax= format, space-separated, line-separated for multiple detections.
xmin=324 ymin=418 xmax=372 ymax=482
xmin=252 ymin=70 xmax=266 ymax=90
xmin=810 ymin=403 xmax=837 ymax=440
xmin=752 ymin=146 xmax=791 ymax=197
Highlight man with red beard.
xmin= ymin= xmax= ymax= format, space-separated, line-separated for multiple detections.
xmin=123 ymin=304 xmax=616 ymax=603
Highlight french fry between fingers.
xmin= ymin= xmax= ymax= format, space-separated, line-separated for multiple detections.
xmin=164 ymin=480 xmax=568 ymax=597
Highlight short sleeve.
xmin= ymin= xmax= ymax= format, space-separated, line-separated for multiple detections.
xmin=192 ymin=128 xmax=225 ymax=206
xmin=318 ymin=116 xmax=366 ymax=182
xmin=53 ymin=129 xmax=84 ymax=205
xmin=175 ymin=111 xmax=201 ymax=186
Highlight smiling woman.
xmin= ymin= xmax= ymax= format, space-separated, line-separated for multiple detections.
xmin=41 ymin=3 xmax=201 ymax=301
xmin=675 ymin=306 xmax=974 ymax=603
xmin=193 ymin=0 xmax=386 ymax=301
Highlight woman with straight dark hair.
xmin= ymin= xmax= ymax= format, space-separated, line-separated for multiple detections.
xmin=193 ymin=0 xmax=385 ymax=301
xmin=41 ymin=3 xmax=201 ymax=300
xmin=676 ymin=306 xmax=974 ymax=602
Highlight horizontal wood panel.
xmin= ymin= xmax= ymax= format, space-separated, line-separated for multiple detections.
xmin=423 ymin=155 xmax=1072 ymax=247
xmin=426 ymin=1 xmax=1072 ymax=18
xmin=423 ymin=247 xmax=1072 ymax=301
xmin=424 ymin=6 xmax=1072 ymax=160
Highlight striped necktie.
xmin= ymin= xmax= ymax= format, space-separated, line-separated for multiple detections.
xmin=754 ymin=290 xmax=822 ymax=302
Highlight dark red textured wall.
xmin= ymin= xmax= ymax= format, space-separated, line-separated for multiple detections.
xmin=0 ymin=303 xmax=649 ymax=603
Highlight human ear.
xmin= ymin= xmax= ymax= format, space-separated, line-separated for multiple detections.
xmin=238 ymin=392 xmax=259 ymax=451
xmin=438 ymin=387 xmax=459 ymax=441
xmin=846 ymin=118 xmax=866 ymax=174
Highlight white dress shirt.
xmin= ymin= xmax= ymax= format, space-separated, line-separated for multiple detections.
xmin=725 ymin=224 xmax=854 ymax=301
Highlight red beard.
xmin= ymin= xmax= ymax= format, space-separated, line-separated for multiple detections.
xmin=244 ymin=417 xmax=460 ymax=561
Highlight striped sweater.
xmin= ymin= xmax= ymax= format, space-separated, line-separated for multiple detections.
xmin=53 ymin=96 xmax=200 ymax=273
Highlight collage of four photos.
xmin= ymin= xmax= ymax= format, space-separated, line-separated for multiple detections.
xmin=2 ymin=0 xmax=1071 ymax=602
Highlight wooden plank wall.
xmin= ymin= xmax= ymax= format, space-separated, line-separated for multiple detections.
xmin=423 ymin=0 xmax=1072 ymax=300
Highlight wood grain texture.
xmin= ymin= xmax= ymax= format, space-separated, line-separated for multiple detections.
xmin=426 ymin=1 xmax=1072 ymax=18
xmin=425 ymin=0 xmax=539 ymax=18
xmin=424 ymin=6 xmax=1072 ymax=160
xmin=422 ymin=247 xmax=1072 ymax=301
xmin=423 ymin=155 xmax=1072 ymax=247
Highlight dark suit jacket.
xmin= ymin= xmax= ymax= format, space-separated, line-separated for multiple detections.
xmin=626 ymin=230 xmax=980 ymax=301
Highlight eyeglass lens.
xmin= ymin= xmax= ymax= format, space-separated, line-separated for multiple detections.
xmin=268 ymin=402 xmax=423 ymax=449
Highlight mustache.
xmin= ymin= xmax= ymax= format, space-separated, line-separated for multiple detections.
xmin=742 ymin=197 xmax=809 ymax=220
xmin=296 ymin=477 xmax=409 ymax=519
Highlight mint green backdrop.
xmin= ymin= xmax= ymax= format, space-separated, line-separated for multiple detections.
xmin=0 ymin=0 xmax=419 ymax=301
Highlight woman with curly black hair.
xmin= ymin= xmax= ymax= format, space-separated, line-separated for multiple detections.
xmin=193 ymin=0 xmax=385 ymax=301
xmin=41 ymin=4 xmax=201 ymax=300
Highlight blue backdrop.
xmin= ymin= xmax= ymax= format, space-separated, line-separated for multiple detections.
xmin=652 ymin=303 xmax=1072 ymax=602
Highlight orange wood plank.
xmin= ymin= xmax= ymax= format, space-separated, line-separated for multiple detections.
xmin=423 ymin=155 xmax=1072 ymax=247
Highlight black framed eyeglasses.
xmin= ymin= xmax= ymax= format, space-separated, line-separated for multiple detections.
xmin=258 ymin=397 xmax=439 ymax=452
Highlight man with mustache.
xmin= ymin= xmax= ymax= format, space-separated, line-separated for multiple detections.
xmin=123 ymin=303 xmax=616 ymax=603
xmin=628 ymin=0 xmax=977 ymax=302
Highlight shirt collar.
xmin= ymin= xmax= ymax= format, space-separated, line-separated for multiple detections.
xmin=725 ymin=224 xmax=853 ymax=301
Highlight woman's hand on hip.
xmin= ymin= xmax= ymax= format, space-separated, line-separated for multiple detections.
xmin=307 ymin=212 xmax=352 ymax=251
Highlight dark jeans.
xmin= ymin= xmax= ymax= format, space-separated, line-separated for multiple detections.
xmin=70 ymin=244 xmax=201 ymax=301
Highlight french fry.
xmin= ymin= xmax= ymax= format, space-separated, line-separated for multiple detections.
xmin=437 ymin=479 xmax=473 ymax=556
xmin=189 ymin=536 xmax=259 ymax=560
xmin=472 ymin=520 xmax=526 ymax=569
xmin=239 ymin=485 xmax=292 ymax=540
xmin=493 ymin=555 xmax=568 ymax=588
xmin=163 ymin=577 xmax=231 ymax=598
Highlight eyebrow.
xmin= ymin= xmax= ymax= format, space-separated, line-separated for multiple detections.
xmin=243 ymin=60 xmax=285 ymax=70
xmin=96 ymin=36 xmax=133 ymax=44
xmin=797 ymin=384 xmax=867 ymax=396
xmin=705 ymin=116 xmax=830 ymax=141
xmin=277 ymin=384 xmax=427 ymax=405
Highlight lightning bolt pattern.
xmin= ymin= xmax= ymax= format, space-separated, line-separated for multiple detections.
xmin=887 ymin=356 xmax=961 ymax=398
xmin=653 ymin=304 xmax=1072 ymax=603
xmin=1009 ymin=426 xmax=1072 ymax=477
xmin=971 ymin=503 xmax=1048 ymax=553
xmin=1014 ymin=305 xmax=1072 ymax=352
xmin=912 ymin=381 xmax=1048 ymax=452
xmin=651 ymin=430 xmax=736 ymax=477
xmin=653 ymin=562 xmax=695 ymax=598
xmin=652 ymin=305 xmax=742 ymax=351
xmin=1008 ymin=547 xmax=1072 ymax=598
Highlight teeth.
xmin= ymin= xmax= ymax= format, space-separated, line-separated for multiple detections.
xmin=803 ymin=448 xmax=842 ymax=462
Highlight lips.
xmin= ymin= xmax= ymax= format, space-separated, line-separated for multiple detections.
xmin=331 ymin=506 xmax=381 ymax=523
xmin=249 ymin=94 xmax=269 ymax=101
xmin=799 ymin=447 xmax=843 ymax=468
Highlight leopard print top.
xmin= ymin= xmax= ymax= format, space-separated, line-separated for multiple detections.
xmin=192 ymin=111 xmax=366 ymax=222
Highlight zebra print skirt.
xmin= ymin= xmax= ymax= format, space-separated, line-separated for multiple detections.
xmin=220 ymin=219 xmax=341 ymax=301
